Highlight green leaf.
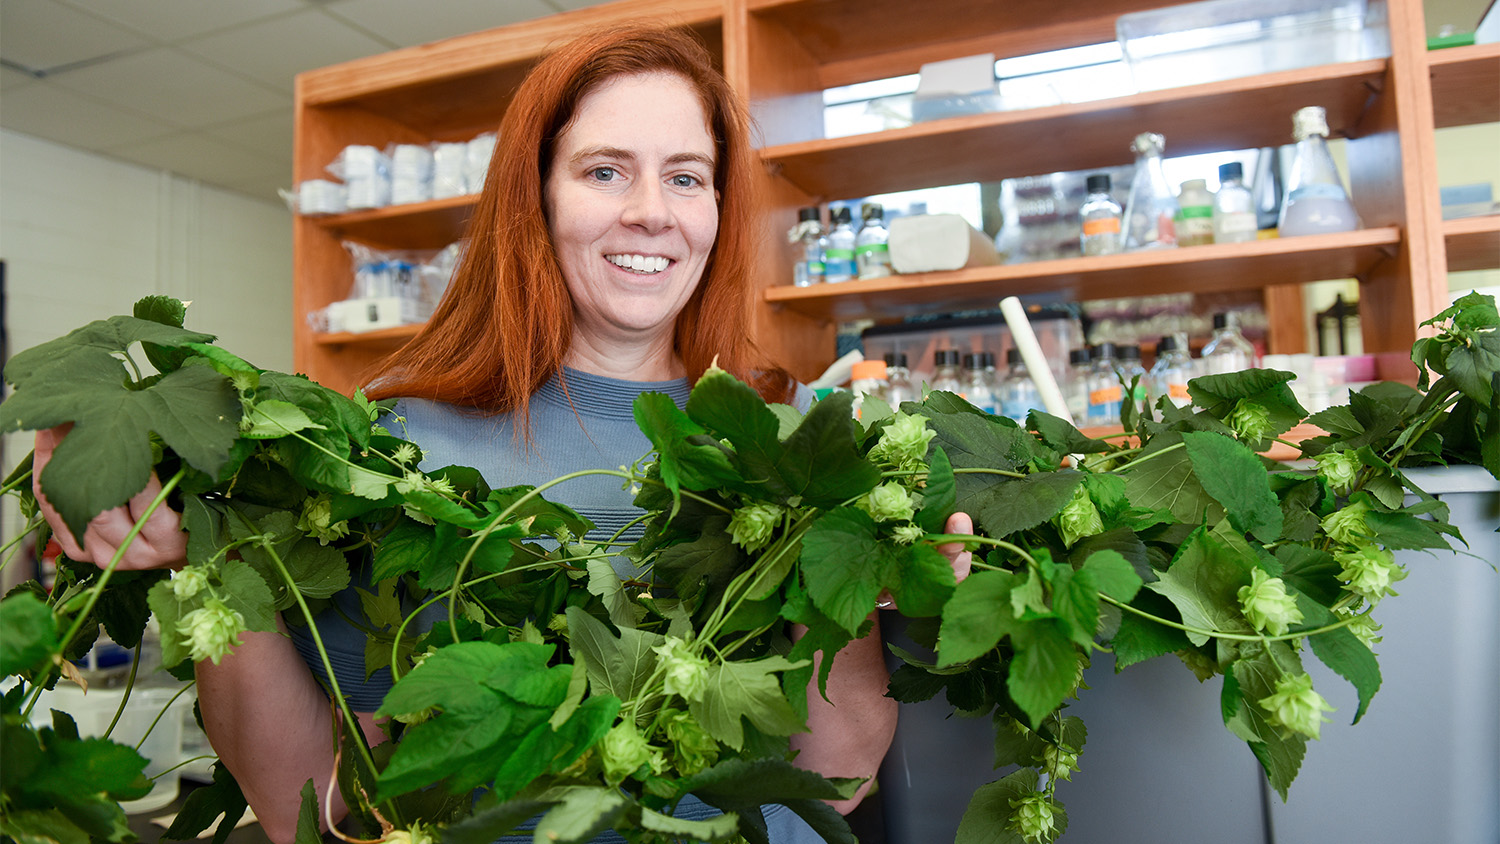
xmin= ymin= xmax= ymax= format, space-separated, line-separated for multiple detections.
xmin=1187 ymin=368 xmax=1307 ymax=442
xmin=294 ymin=780 xmax=321 ymax=844
xmin=689 ymin=656 xmax=808 ymax=750
xmin=377 ymin=705 xmax=512 ymax=799
xmin=1275 ymin=545 xmax=1343 ymax=607
xmin=963 ymin=470 xmax=1085 ymax=540
xmin=799 ymin=507 xmax=885 ymax=635
xmin=1228 ymin=643 xmax=1309 ymax=800
xmin=681 ymin=757 xmax=860 ymax=805
xmin=240 ymin=399 xmax=325 ymax=439
xmin=1365 ymin=505 xmax=1454 ymax=551
xmin=1007 ymin=617 xmax=1082 ymax=727
xmin=1080 ymin=549 xmax=1143 ymax=602
xmin=160 ymin=760 xmax=248 ymax=844
xmin=915 ymin=445 xmax=957 ymax=533
xmin=1144 ymin=528 xmax=1253 ymax=646
xmin=651 ymin=516 xmax=742 ymax=613
xmin=565 ymin=607 xmax=666 ymax=705
xmin=1122 ymin=439 xmax=1224 ymax=527
xmin=439 ymin=798 xmax=554 ymax=844
xmin=1028 ymin=411 xmax=1113 ymax=455
xmin=888 ymin=542 xmax=958 ymax=618
xmin=1182 ymin=431 xmax=1283 ymax=543
xmin=1050 ymin=567 xmax=1101 ymax=648
xmin=634 ymin=392 xmax=738 ymax=503
xmin=9 ymin=361 xmax=241 ymax=543
xmin=0 ymin=591 xmax=58 ymax=676
xmin=638 ymin=806 xmax=740 ymax=841
xmin=1299 ymin=595 xmax=1381 ymax=724
xmin=775 ymin=391 xmax=882 ymax=508
xmin=3 ymin=314 xmax=214 ymax=389
xmin=1110 ymin=589 xmax=1193 ymax=669
xmin=532 ymin=787 xmax=629 ymax=844
xmin=954 ymin=768 xmax=1067 ymax=844
xmin=372 ymin=517 xmax=436 ymax=581
xmin=0 ymin=809 xmax=91 ymax=844
xmin=686 ymin=367 xmax=787 ymax=496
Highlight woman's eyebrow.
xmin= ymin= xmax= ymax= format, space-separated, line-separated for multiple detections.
xmin=569 ymin=147 xmax=714 ymax=169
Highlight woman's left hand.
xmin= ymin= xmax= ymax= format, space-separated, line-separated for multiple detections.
xmin=877 ymin=511 xmax=973 ymax=610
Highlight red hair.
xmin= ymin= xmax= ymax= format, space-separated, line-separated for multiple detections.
xmin=364 ymin=25 xmax=792 ymax=433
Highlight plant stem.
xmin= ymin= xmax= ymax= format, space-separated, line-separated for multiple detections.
xmin=104 ymin=642 xmax=144 ymax=739
xmin=0 ymin=516 xmax=45 ymax=575
xmin=0 ymin=468 xmax=33 ymax=498
xmin=133 ymin=680 xmax=197 ymax=753
xmin=1098 ymin=594 xmax=1367 ymax=642
xmin=1111 ymin=441 xmax=1184 ymax=473
xmin=924 ymin=534 xmax=1039 ymax=569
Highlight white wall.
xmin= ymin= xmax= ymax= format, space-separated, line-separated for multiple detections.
xmin=0 ymin=128 xmax=293 ymax=585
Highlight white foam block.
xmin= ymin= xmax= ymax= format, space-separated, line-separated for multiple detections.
xmin=888 ymin=214 xmax=1000 ymax=274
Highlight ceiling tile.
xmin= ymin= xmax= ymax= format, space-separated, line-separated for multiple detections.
xmin=323 ymin=0 xmax=556 ymax=49
xmin=2 ymin=64 xmax=38 ymax=90
xmin=202 ymin=109 xmax=295 ymax=163
xmin=0 ymin=0 xmax=151 ymax=71
xmin=56 ymin=0 xmax=305 ymax=42
xmin=0 ymin=80 xmax=176 ymax=148
xmin=180 ymin=10 xmax=392 ymax=94
xmin=110 ymin=131 xmax=288 ymax=190
xmin=46 ymin=47 xmax=289 ymax=129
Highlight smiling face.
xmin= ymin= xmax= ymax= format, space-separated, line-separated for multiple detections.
xmin=544 ymin=72 xmax=719 ymax=375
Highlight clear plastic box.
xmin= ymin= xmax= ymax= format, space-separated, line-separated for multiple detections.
xmin=1117 ymin=0 xmax=1390 ymax=93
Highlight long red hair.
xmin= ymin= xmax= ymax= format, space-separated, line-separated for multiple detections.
xmin=363 ymin=24 xmax=792 ymax=432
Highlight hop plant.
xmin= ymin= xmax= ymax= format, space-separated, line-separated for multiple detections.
xmin=1258 ymin=672 xmax=1335 ymax=740
xmin=1313 ymin=449 xmax=1362 ymax=496
xmin=1008 ymin=793 xmax=1060 ymax=843
xmin=1055 ymin=485 xmax=1104 ymax=548
xmin=652 ymin=637 xmax=711 ymax=702
xmin=176 ymin=598 xmax=246 ymax=665
xmin=1041 ymin=742 xmax=1081 ymax=782
xmin=297 ymin=494 xmax=350 ymax=544
xmin=170 ymin=565 xmax=211 ymax=601
xmin=1237 ymin=569 xmax=1303 ymax=636
xmin=858 ymin=481 xmax=915 ymax=524
xmin=660 ymin=708 xmax=719 ymax=776
xmin=868 ymin=411 xmax=936 ymax=474
xmin=1335 ymin=546 xmax=1406 ymax=604
xmin=728 ymin=501 xmax=783 ymax=552
xmin=1226 ymin=399 xmax=1273 ymax=444
xmin=1321 ymin=498 xmax=1373 ymax=545
xmin=599 ymin=722 xmax=653 ymax=785
xmin=891 ymin=523 xmax=926 ymax=545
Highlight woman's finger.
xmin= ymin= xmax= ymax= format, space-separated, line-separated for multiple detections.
xmin=939 ymin=511 xmax=974 ymax=584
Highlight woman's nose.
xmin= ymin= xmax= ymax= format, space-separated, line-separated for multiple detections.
xmin=621 ymin=180 xmax=671 ymax=233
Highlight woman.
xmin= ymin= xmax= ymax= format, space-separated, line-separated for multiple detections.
xmin=34 ymin=24 xmax=971 ymax=843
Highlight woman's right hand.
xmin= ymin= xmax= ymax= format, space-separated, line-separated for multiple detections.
xmin=32 ymin=425 xmax=188 ymax=571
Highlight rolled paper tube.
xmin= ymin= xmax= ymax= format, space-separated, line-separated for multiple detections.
xmin=999 ymin=296 xmax=1075 ymax=425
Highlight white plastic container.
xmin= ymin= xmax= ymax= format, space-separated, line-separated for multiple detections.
xmin=31 ymin=683 xmax=194 ymax=814
xmin=1117 ymin=0 xmax=1390 ymax=93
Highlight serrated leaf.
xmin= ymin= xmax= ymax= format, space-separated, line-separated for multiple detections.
xmin=565 ymin=607 xmax=665 ymax=706
xmin=294 ymin=780 xmax=321 ymax=844
xmin=954 ymin=768 xmax=1067 ymax=844
xmin=1299 ymin=594 xmax=1381 ymax=723
xmin=687 ymin=368 xmax=788 ymax=496
xmin=689 ymin=656 xmax=808 ymax=750
xmin=774 ymin=391 xmax=882 ymax=508
xmin=964 ymin=470 xmax=1085 ymax=540
xmin=1111 ymin=590 xmax=1193 ymax=669
xmin=1007 ymin=617 xmax=1081 ymax=727
xmin=638 ymin=806 xmax=740 ymax=841
xmin=533 ymin=788 xmax=630 ymax=844
xmin=0 ymin=591 xmax=58 ymax=676
xmin=634 ymin=392 xmax=739 ymax=506
xmin=915 ymin=445 xmax=957 ymax=533
xmin=798 ymin=507 xmax=885 ymax=635
xmin=1080 ymin=549 xmax=1143 ymax=602
xmin=1122 ymin=441 xmax=1223 ymax=527
xmin=1144 ymin=529 xmax=1253 ymax=646
xmin=1182 ymin=431 xmax=1283 ymax=543
xmin=241 ymin=399 xmax=324 ymax=439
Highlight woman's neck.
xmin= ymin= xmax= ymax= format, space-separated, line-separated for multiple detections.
xmin=564 ymin=332 xmax=686 ymax=382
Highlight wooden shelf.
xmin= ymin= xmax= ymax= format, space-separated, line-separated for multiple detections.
xmin=764 ymin=227 xmax=1400 ymax=322
xmin=311 ymin=196 xmax=476 ymax=249
xmin=312 ymin=323 xmax=424 ymax=348
xmin=1444 ymin=214 xmax=1500 ymax=273
xmin=759 ymin=60 xmax=1386 ymax=200
xmin=1428 ymin=42 xmax=1500 ymax=130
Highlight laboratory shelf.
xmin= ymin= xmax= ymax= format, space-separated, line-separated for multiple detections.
xmin=1444 ymin=214 xmax=1500 ymax=273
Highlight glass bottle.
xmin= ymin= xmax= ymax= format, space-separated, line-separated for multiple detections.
xmin=855 ymin=202 xmax=893 ymax=280
xmin=789 ymin=206 xmax=825 ymax=287
xmin=1279 ymin=106 xmax=1361 ymax=237
xmin=1079 ymin=173 xmax=1123 ymax=256
xmin=1066 ymin=348 xmax=1093 ymax=424
xmin=1149 ymin=335 xmax=1193 ymax=409
xmin=1088 ymin=342 xmax=1124 ymax=427
xmin=850 ymin=359 xmax=889 ymax=419
xmin=1122 ymin=132 xmax=1179 ymax=251
xmin=931 ymin=349 xmax=964 ymax=395
xmin=1175 ymin=179 xmax=1215 ymax=247
xmin=1251 ymin=146 xmax=1284 ymax=237
xmin=1002 ymin=348 xmax=1045 ymax=423
xmin=963 ymin=353 xmax=998 ymax=414
xmin=823 ymin=206 xmax=858 ymax=283
xmin=1212 ymin=162 xmax=1258 ymax=244
xmin=884 ymin=352 xmax=917 ymax=407
xmin=1201 ymin=312 xmax=1257 ymax=375
xmin=1115 ymin=344 xmax=1149 ymax=414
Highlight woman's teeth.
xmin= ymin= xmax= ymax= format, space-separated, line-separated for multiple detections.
xmin=607 ymin=254 xmax=669 ymax=274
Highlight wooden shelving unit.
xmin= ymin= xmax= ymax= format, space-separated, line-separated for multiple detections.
xmin=291 ymin=0 xmax=1481 ymax=394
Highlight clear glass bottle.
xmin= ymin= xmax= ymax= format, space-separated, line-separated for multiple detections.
xmin=1122 ymin=132 xmax=1179 ymax=251
xmin=1088 ymin=342 xmax=1124 ymax=427
xmin=1201 ymin=312 xmax=1257 ymax=375
xmin=1002 ymin=348 xmax=1045 ymax=423
xmin=850 ymin=359 xmax=889 ymax=419
xmin=963 ymin=353 xmax=998 ymax=414
xmin=1175 ymin=178 xmax=1215 ymax=247
xmin=1279 ymin=106 xmax=1361 ymax=237
xmin=884 ymin=352 xmax=917 ymax=407
xmin=1115 ymin=344 xmax=1149 ymax=414
xmin=1150 ymin=335 xmax=1193 ymax=409
xmin=855 ymin=202 xmax=893 ymax=280
xmin=1251 ymin=146 xmax=1284 ymax=237
xmin=1212 ymin=162 xmax=1258 ymax=244
xmin=1079 ymin=173 xmax=1123 ymax=256
xmin=823 ymin=206 xmax=858 ymax=282
xmin=790 ymin=206 xmax=825 ymax=287
xmin=979 ymin=351 xmax=1000 ymax=395
xmin=931 ymin=349 xmax=964 ymax=394
xmin=1066 ymin=348 xmax=1093 ymax=423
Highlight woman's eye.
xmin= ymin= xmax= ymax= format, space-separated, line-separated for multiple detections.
xmin=670 ymin=174 xmax=702 ymax=188
xmin=589 ymin=166 xmax=616 ymax=182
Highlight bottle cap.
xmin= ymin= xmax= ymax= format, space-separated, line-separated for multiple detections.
xmin=1131 ymin=132 xmax=1165 ymax=156
xmin=1213 ymin=312 xmax=1231 ymax=330
xmin=1092 ymin=341 xmax=1116 ymax=359
xmin=1086 ymin=173 xmax=1111 ymax=194
xmin=979 ymin=351 xmax=996 ymax=368
xmin=1292 ymin=106 xmax=1330 ymax=141
xmin=1007 ymin=348 xmax=1025 ymax=365
xmin=1218 ymin=161 xmax=1244 ymax=182
xmin=935 ymin=349 xmax=961 ymax=366
xmin=851 ymin=360 xmax=887 ymax=380
xmin=883 ymin=352 xmax=909 ymax=369
xmin=831 ymin=206 xmax=852 ymax=224
xmin=963 ymin=353 xmax=977 ymax=370
xmin=797 ymin=206 xmax=820 ymax=222
xmin=861 ymin=202 xmax=884 ymax=221
xmin=1119 ymin=344 xmax=1142 ymax=360
xmin=1159 ymin=335 xmax=1179 ymax=352
xmin=1180 ymin=179 xmax=1208 ymax=193
xmin=1070 ymin=348 xmax=1092 ymax=366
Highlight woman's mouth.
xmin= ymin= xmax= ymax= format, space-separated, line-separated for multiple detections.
xmin=606 ymin=253 xmax=670 ymax=274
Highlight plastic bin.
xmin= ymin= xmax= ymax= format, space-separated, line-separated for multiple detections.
xmin=861 ymin=310 xmax=1084 ymax=390
xmin=1117 ymin=0 xmax=1390 ymax=92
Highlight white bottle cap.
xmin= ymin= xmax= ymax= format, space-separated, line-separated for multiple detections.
xmin=1292 ymin=106 xmax=1330 ymax=141
xmin=1131 ymin=132 xmax=1165 ymax=155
